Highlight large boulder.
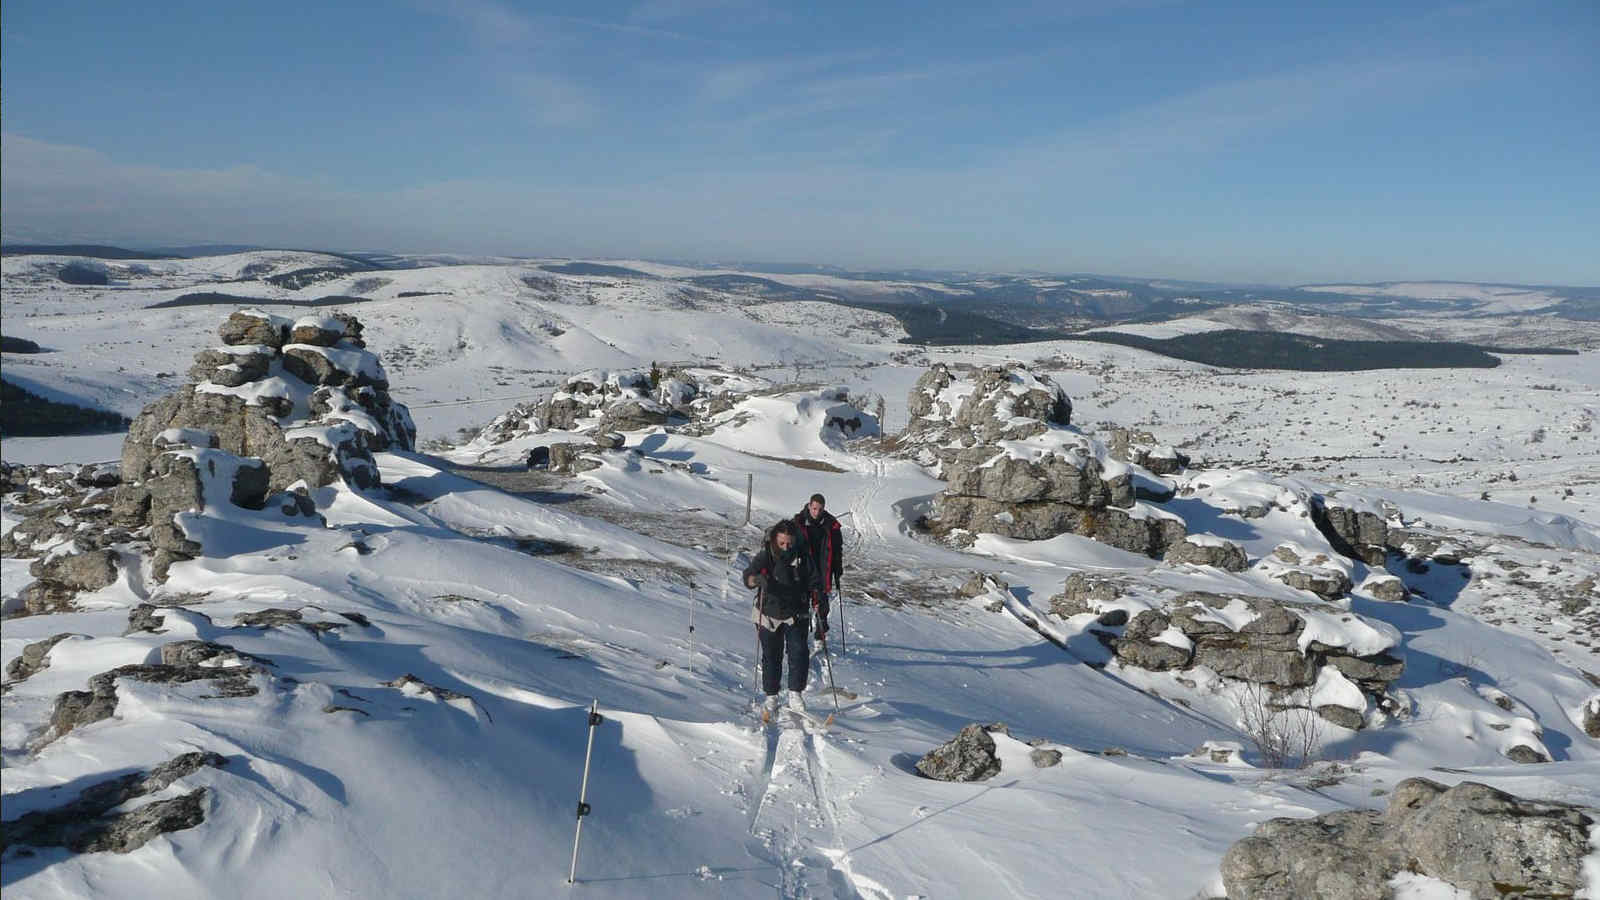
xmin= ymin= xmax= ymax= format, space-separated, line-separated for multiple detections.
xmin=219 ymin=310 xmax=291 ymax=348
xmin=1105 ymin=427 xmax=1189 ymax=475
xmin=29 ymin=549 xmax=119 ymax=593
xmin=943 ymin=446 xmax=1132 ymax=507
xmin=1164 ymin=537 xmax=1249 ymax=571
xmin=596 ymin=398 xmax=670 ymax=433
xmin=1221 ymin=778 xmax=1596 ymax=900
xmin=915 ymin=724 xmax=1002 ymax=782
xmin=1312 ymin=496 xmax=1393 ymax=566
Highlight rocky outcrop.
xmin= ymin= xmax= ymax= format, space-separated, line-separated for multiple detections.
xmin=45 ymin=643 xmax=269 ymax=744
xmin=1105 ymin=427 xmax=1188 ymax=476
xmin=1049 ymin=573 xmax=1130 ymax=625
xmin=1221 ymin=777 xmax=1597 ymax=900
xmin=916 ymin=723 xmax=1002 ymax=782
xmin=1262 ymin=544 xmax=1354 ymax=601
xmin=0 ymin=751 xmax=227 ymax=855
xmin=1360 ymin=573 xmax=1408 ymax=602
xmin=943 ymin=446 xmax=1133 ymax=507
xmin=4 ymin=633 xmax=76 ymax=685
xmin=904 ymin=363 xmax=1070 ymax=451
xmin=8 ymin=310 xmax=415 ymax=586
xmin=1063 ymin=587 xmax=1402 ymax=727
xmin=477 ymin=366 xmax=775 ymax=446
xmin=914 ymin=364 xmax=1184 ymax=558
xmin=1312 ymin=495 xmax=1394 ymax=566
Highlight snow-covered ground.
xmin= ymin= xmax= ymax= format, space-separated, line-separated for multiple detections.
xmin=4 ymin=252 xmax=1599 ymax=898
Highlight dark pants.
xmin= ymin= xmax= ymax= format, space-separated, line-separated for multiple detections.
xmin=758 ymin=620 xmax=810 ymax=695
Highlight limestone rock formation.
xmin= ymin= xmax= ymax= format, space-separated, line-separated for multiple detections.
xmin=1221 ymin=777 xmax=1596 ymax=900
xmin=1053 ymin=584 xmax=1403 ymax=727
xmin=909 ymin=364 xmax=1184 ymax=557
xmin=1 ymin=310 xmax=409 ymax=599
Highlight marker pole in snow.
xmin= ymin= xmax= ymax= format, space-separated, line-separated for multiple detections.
xmin=743 ymin=473 xmax=753 ymax=526
xmin=567 ymin=700 xmax=603 ymax=885
xmin=687 ymin=579 xmax=696 ymax=675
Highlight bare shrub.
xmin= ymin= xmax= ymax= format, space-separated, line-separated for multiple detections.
xmin=1236 ymin=681 xmax=1323 ymax=769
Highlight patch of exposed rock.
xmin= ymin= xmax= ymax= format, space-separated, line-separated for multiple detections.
xmin=0 ymin=751 xmax=227 ymax=855
xmin=479 ymin=367 xmax=734 ymax=443
xmin=916 ymin=723 xmax=1003 ymax=782
xmin=1165 ymin=536 xmax=1249 ymax=572
xmin=2 ymin=464 xmax=132 ymax=615
xmin=1220 ymin=777 xmax=1596 ymax=900
xmin=911 ymin=364 xmax=1185 ymax=558
xmin=3 ymin=633 xmax=77 ymax=687
xmin=1052 ymin=584 xmax=1403 ymax=728
xmin=1105 ymin=427 xmax=1189 ymax=476
xmin=44 ymin=643 xmax=271 ymax=745
xmin=3 ymin=311 xmax=410 ymax=597
xmin=1260 ymin=544 xmax=1355 ymax=601
xmin=1311 ymin=494 xmax=1396 ymax=566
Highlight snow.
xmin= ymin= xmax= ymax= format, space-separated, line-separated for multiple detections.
xmin=291 ymin=314 xmax=343 ymax=333
xmin=280 ymin=343 xmax=386 ymax=382
xmin=1311 ymin=664 xmax=1368 ymax=713
xmin=155 ymin=427 xmax=215 ymax=448
xmin=3 ymin=251 xmax=1599 ymax=899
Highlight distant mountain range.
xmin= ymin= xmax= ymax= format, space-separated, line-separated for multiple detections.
xmin=5 ymin=242 xmax=1596 ymax=333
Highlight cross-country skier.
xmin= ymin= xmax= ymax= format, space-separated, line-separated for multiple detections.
xmin=792 ymin=493 xmax=843 ymax=641
xmin=743 ymin=519 xmax=824 ymax=721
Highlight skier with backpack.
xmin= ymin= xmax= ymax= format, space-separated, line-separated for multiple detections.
xmin=743 ymin=519 xmax=826 ymax=722
xmin=793 ymin=493 xmax=844 ymax=638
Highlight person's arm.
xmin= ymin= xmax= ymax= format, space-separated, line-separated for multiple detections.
xmin=743 ymin=549 xmax=770 ymax=589
xmin=830 ymin=522 xmax=843 ymax=580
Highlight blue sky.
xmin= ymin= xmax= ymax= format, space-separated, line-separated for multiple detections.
xmin=2 ymin=0 xmax=1595 ymax=284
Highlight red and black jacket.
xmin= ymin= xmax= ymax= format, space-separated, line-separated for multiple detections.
xmin=793 ymin=508 xmax=843 ymax=595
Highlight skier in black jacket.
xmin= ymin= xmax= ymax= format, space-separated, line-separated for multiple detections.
xmin=793 ymin=493 xmax=843 ymax=635
xmin=743 ymin=519 xmax=824 ymax=720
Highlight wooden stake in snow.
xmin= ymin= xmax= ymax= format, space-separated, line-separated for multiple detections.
xmin=743 ymin=473 xmax=754 ymax=526
xmin=687 ymin=579 xmax=696 ymax=675
xmin=567 ymin=700 xmax=603 ymax=885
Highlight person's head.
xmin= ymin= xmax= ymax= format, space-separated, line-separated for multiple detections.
xmin=771 ymin=519 xmax=798 ymax=552
xmin=807 ymin=493 xmax=826 ymax=518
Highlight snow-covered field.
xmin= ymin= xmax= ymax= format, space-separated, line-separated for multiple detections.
xmin=4 ymin=251 xmax=1598 ymax=898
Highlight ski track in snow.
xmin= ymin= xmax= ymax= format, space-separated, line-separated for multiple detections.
xmin=748 ymin=717 xmax=857 ymax=899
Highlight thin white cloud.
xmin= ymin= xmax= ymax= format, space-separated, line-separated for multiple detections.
xmin=627 ymin=0 xmax=772 ymax=25
xmin=415 ymin=0 xmax=536 ymax=46
xmin=1007 ymin=55 xmax=1481 ymax=173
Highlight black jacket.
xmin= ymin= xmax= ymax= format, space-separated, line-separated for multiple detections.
xmin=744 ymin=544 xmax=823 ymax=622
xmin=793 ymin=508 xmax=843 ymax=594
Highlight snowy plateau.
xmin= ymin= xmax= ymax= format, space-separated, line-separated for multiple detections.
xmin=2 ymin=249 xmax=1598 ymax=899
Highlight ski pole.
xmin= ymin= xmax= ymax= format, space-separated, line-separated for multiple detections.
xmin=837 ymin=575 xmax=846 ymax=655
xmin=820 ymin=636 xmax=841 ymax=727
xmin=567 ymin=700 xmax=603 ymax=885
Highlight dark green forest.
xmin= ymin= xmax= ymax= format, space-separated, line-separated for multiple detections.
xmin=1 ymin=380 xmax=130 ymax=436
